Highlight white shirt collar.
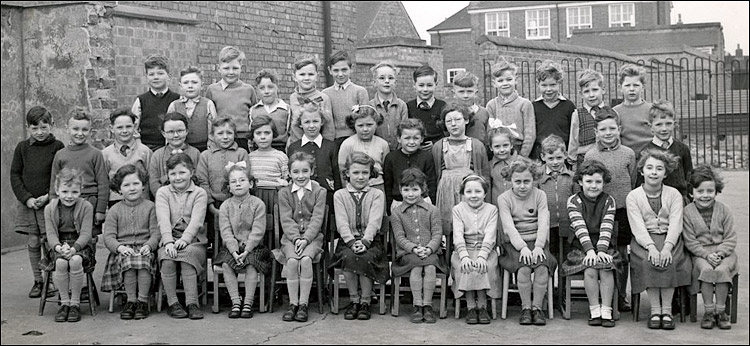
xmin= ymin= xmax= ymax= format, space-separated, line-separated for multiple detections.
xmin=301 ymin=134 xmax=323 ymax=148
xmin=534 ymin=94 xmax=568 ymax=102
xmin=219 ymin=79 xmax=242 ymax=90
xmin=652 ymin=136 xmax=674 ymax=149
xmin=584 ymin=102 xmax=606 ymax=113
xmin=291 ymin=181 xmax=313 ymax=199
xmin=335 ymin=80 xmax=353 ymax=91
xmin=253 ymin=99 xmax=288 ymax=114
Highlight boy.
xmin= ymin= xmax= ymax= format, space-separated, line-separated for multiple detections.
xmin=583 ymin=108 xmax=636 ymax=312
xmin=249 ymin=69 xmax=290 ymax=152
xmin=407 ymin=65 xmax=445 ymax=150
xmin=205 ymin=46 xmax=258 ymax=151
xmin=569 ymin=69 xmax=612 ymax=167
xmin=613 ymin=64 xmax=652 ymax=158
xmin=102 ymin=109 xmax=152 ymax=206
xmin=531 ymin=61 xmax=577 ymax=163
xmin=148 ymin=112 xmax=202 ymax=197
xmin=131 ymin=54 xmax=180 ymax=151
xmin=485 ymin=58 xmax=535 ymax=157
xmin=10 ymin=106 xmax=65 ymax=298
xmin=167 ymin=66 xmax=217 ymax=152
xmin=369 ymin=60 xmax=409 ymax=151
xmin=452 ymin=71 xmax=489 ymax=144
xmin=537 ymin=135 xmax=575 ymax=265
xmin=383 ymin=119 xmax=437 ymax=213
xmin=643 ymin=100 xmax=693 ymax=200
xmin=322 ymin=50 xmax=369 ymax=147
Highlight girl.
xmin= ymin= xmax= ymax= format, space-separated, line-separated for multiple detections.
xmin=626 ymin=149 xmax=691 ymax=330
xmin=213 ymin=163 xmax=271 ymax=319
xmin=682 ymin=166 xmax=737 ymax=330
xmin=148 ymin=112 xmax=202 ymax=197
xmin=562 ymin=160 xmax=622 ymax=327
xmin=450 ymin=174 xmax=500 ymax=325
xmin=274 ymin=152 xmax=327 ymax=323
xmin=250 ymin=69 xmax=290 ymax=152
xmin=432 ymin=102 xmax=489 ymax=235
xmin=497 ymin=156 xmax=557 ymax=326
xmin=488 ymin=126 xmax=518 ymax=205
xmin=390 ymin=168 xmax=444 ymax=324
xmin=328 ymin=152 xmax=389 ymax=321
xmin=102 ymin=164 xmax=160 ymax=320
xmin=248 ymin=114 xmax=289 ymax=211
xmin=156 ymin=153 xmax=208 ymax=320
xmin=337 ymin=105 xmax=390 ymax=190
xmin=43 ymin=168 xmax=94 ymax=323
xmin=288 ymin=54 xmax=334 ymax=144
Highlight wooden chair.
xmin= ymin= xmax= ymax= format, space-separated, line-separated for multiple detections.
xmin=39 ymin=241 xmax=100 ymax=317
xmin=500 ymin=268 xmax=554 ymax=320
xmin=108 ymin=263 xmax=156 ymax=313
xmin=450 ymin=237 xmax=499 ymax=320
xmin=269 ymin=205 xmax=329 ymax=314
xmin=157 ymin=264 xmax=208 ymax=312
xmin=689 ymin=274 xmax=739 ymax=323
xmin=632 ymin=286 xmax=690 ymax=322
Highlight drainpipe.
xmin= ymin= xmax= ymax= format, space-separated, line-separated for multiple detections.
xmin=556 ymin=3 xmax=561 ymax=43
xmin=323 ymin=1 xmax=333 ymax=87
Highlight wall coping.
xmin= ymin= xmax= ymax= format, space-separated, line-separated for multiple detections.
xmin=356 ymin=58 xmax=424 ymax=68
xmin=113 ymin=4 xmax=200 ymax=25
xmin=477 ymin=35 xmax=640 ymax=64
xmin=357 ymin=36 xmax=442 ymax=51
xmin=1 ymin=1 xmax=91 ymax=8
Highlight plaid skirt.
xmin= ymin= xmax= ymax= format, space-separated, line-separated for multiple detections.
xmin=498 ymin=240 xmax=558 ymax=274
xmin=328 ymin=237 xmax=389 ymax=283
xmin=101 ymin=248 xmax=158 ymax=292
xmin=213 ymin=245 xmax=272 ymax=276
xmin=40 ymin=244 xmax=94 ymax=272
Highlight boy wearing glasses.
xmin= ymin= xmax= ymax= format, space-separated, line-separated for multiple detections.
xmin=147 ymin=112 xmax=201 ymax=197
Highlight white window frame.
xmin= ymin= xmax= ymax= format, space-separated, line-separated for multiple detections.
xmin=446 ymin=68 xmax=466 ymax=85
xmin=525 ymin=9 xmax=551 ymax=40
xmin=566 ymin=6 xmax=592 ymax=37
xmin=609 ymin=3 xmax=635 ymax=28
xmin=485 ymin=11 xmax=510 ymax=37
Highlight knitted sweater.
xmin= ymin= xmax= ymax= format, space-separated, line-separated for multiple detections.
xmin=289 ymin=89 xmax=335 ymax=143
xmin=466 ymin=105 xmax=490 ymax=143
xmin=11 ymin=135 xmax=65 ymax=203
xmin=278 ymin=181 xmax=327 ymax=244
xmin=247 ymin=149 xmax=289 ymax=188
xmin=337 ymin=135 xmax=390 ymax=186
xmin=391 ymin=200 xmax=442 ymax=258
xmin=453 ymin=202 xmax=497 ymax=260
xmin=538 ymin=167 xmax=575 ymax=230
xmin=147 ymin=144 xmax=201 ymax=197
xmin=584 ymin=139 xmax=636 ymax=209
xmin=567 ymin=192 xmax=616 ymax=253
xmin=485 ymin=92 xmax=536 ymax=157
xmin=370 ymin=94 xmax=409 ymax=151
xmin=682 ymin=201 xmax=736 ymax=259
xmin=333 ymin=184 xmax=385 ymax=248
xmin=102 ymin=141 xmax=152 ymax=201
xmin=497 ymin=188 xmax=550 ymax=250
xmin=407 ymin=98 xmax=446 ymax=141
xmin=626 ymin=185 xmax=684 ymax=249
xmin=614 ymin=101 xmax=653 ymax=157
xmin=45 ymin=198 xmax=93 ymax=252
xmin=196 ymin=143 xmax=249 ymax=204
xmin=103 ymin=198 xmax=160 ymax=253
xmin=49 ymin=143 xmax=110 ymax=214
xmin=205 ymin=80 xmax=257 ymax=137
xmin=155 ymin=182 xmax=208 ymax=245
xmin=249 ymin=99 xmax=291 ymax=148
xmin=322 ymin=82 xmax=369 ymax=139
xmin=383 ymin=149 xmax=438 ymax=207
xmin=218 ymin=193 xmax=266 ymax=253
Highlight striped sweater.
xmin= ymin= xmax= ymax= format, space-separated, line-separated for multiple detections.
xmin=567 ymin=192 xmax=616 ymax=253
xmin=247 ymin=149 xmax=289 ymax=188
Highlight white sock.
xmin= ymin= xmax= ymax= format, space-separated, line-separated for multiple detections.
xmin=589 ymin=305 xmax=601 ymax=318
xmin=601 ymin=305 xmax=613 ymax=320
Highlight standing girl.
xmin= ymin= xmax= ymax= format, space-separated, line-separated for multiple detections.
xmin=288 ymin=54 xmax=334 ymax=144
xmin=329 ymin=152 xmax=389 ymax=320
xmin=248 ymin=114 xmax=289 ymax=211
xmin=450 ymin=174 xmax=500 ymax=325
xmin=275 ymin=152 xmax=327 ymax=322
xmin=337 ymin=105 xmax=390 ymax=189
xmin=488 ymin=126 xmax=518 ymax=205
xmin=626 ymin=149 xmax=691 ymax=330
xmin=432 ymin=102 xmax=489 ymax=235
xmin=156 ymin=153 xmax=208 ymax=320
xmin=102 ymin=164 xmax=160 ymax=320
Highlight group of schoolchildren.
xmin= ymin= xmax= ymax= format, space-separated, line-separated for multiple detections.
xmin=10 ymin=45 xmax=737 ymax=333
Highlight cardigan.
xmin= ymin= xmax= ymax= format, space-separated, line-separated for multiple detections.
xmin=49 ymin=143 xmax=110 ymax=214
xmin=278 ymin=181 xmax=327 ymax=244
xmin=205 ymin=80 xmax=257 ymax=137
xmin=382 ymin=149 xmax=438 ymax=207
xmin=102 ymin=198 xmax=160 ymax=253
xmin=155 ymin=182 xmax=208 ymax=245
xmin=391 ymin=200 xmax=442 ymax=258
xmin=626 ymin=185 xmax=684 ymax=249
xmin=322 ymin=82 xmax=369 ymax=139
xmin=218 ymin=193 xmax=266 ymax=253
xmin=567 ymin=192 xmax=616 ymax=253
xmin=45 ymin=198 xmax=93 ymax=252
xmin=337 ymin=135 xmax=390 ymax=186
xmin=497 ymin=188 xmax=550 ymax=251
xmin=196 ymin=143 xmax=250 ymax=204
xmin=485 ymin=92 xmax=536 ymax=157
xmin=148 ymin=144 xmax=201 ymax=197
xmin=431 ymin=137 xmax=490 ymax=183
xmin=538 ymin=167 xmax=575 ymax=230
xmin=452 ymin=202 xmax=497 ymax=261
xmin=370 ymin=94 xmax=409 ymax=151
xmin=288 ymin=89 xmax=335 ymax=143
xmin=287 ymin=137 xmax=341 ymax=192
xmin=11 ymin=134 xmax=65 ymax=203
xmin=102 ymin=141 xmax=152 ymax=201
xmin=584 ymin=139 xmax=637 ymax=209
xmin=333 ymin=184 xmax=385 ymax=248
xmin=682 ymin=201 xmax=736 ymax=259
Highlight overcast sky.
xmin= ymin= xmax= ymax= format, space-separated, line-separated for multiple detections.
xmin=402 ymin=1 xmax=749 ymax=56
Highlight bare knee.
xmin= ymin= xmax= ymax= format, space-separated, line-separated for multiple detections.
xmin=68 ymin=255 xmax=83 ymax=270
xmin=584 ymin=268 xmax=598 ymax=280
xmin=28 ymin=235 xmax=40 ymax=248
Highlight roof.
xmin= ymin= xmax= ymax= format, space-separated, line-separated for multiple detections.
xmin=477 ymin=34 xmax=640 ymax=63
xmin=427 ymin=5 xmax=470 ymax=32
xmin=356 ymin=2 xmax=382 ymax=41
xmin=356 ymin=1 xmax=420 ymax=41
xmin=568 ymin=23 xmax=724 ymax=56
xmin=469 ymin=1 xmax=581 ymax=10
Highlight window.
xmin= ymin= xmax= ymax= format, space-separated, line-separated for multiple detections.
xmin=485 ymin=11 xmax=509 ymax=37
xmin=567 ymin=6 xmax=592 ymax=37
xmin=447 ymin=68 xmax=466 ymax=85
xmin=609 ymin=3 xmax=635 ymax=27
xmin=526 ymin=9 xmax=550 ymax=39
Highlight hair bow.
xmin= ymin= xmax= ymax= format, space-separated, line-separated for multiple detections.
xmin=469 ymin=105 xmax=480 ymax=114
xmin=351 ymin=104 xmax=377 ymax=114
xmin=351 ymin=105 xmax=360 ymax=113
xmin=224 ymin=161 xmax=247 ymax=171
xmin=488 ymin=118 xmax=521 ymax=139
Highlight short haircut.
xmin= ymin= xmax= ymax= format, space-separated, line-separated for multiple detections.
xmin=223 ymin=162 xmax=256 ymax=193
xmin=180 ymin=65 xmax=202 ymax=79
xmin=439 ymin=101 xmax=474 ymax=132
xmin=342 ymin=151 xmax=379 ymax=181
xmin=536 ymin=60 xmax=564 ymax=82
xmin=460 ymin=174 xmax=489 ymax=195
xmin=618 ymin=64 xmax=646 ymax=85
xmin=329 ymin=50 xmax=353 ymax=67
xmin=491 ymin=57 xmax=517 ymax=78
xmin=26 ymin=106 xmax=53 ymax=126
xmin=413 ymin=65 xmax=438 ymax=83
xmin=577 ymin=69 xmax=604 ymax=89
xmin=161 ymin=112 xmax=189 ymax=130
xmin=594 ymin=106 xmax=620 ymax=123
xmin=249 ymin=114 xmax=278 ymax=141
xmin=295 ymin=101 xmax=329 ymax=128
xmin=212 ymin=117 xmax=236 ymax=133
xmin=400 ymin=167 xmax=428 ymax=193
xmin=109 ymin=108 xmax=137 ymax=125
xmin=144 ymin=54 xmax=169 ymax=72
xmin=500 ymin=156 xmax=543 ymax=181
xmin=67 ymin=108 xmax=91 ymax=122
xmin=452 ymin=71 xmax=479 ymax=88
xmin=219 ymin=46 xmax=245 ymax=63
xmin=255 ymin=69 xmax=280 ymax=85
xmin=55 ymin=167 xmax=83 ymax=190
xmin=688 ymin=165 xmax=725 ymax=193
xmin=166 ymin=152 xmax=195 ymax=172
xmin=288 ymin=151 xmax=316 ymax=173
xmin=109 ymin=164 xmax=148 ymax=193
xmin=397 ymin=118 xmax=425 ymax=138
xmin=637 ymin=148 xmax=678 ymax=175
xmin=649 ymin=100 xmax=676 ymax=121
xmin=294 ymin=54 xmax=320 ymax=71
xmin=346 ymin=105 xmax=383 ymax=131
xmin=370 ymin=60 xmax=399 ymax=78
xmin=540 ymin=134 xmax=566 ymax=155
xmin=574 ymin=159 xmax=612 ymax=184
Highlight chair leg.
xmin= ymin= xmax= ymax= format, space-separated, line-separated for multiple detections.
xmin=201 ymin=272 xmax=208 ymax=306
xmin=39 ymin=271 xmax=50 ymax=316
xmin=501 ymin=269 xmax=509 ymax=320
xmin=87 ymin=273 xmax=97 ymax=316
xmin=632 ymin=293 xmax=640 ymax=322
xmin=455 ymin=297 xmax=461 ymax=319
xmin=109 ymin=290 xmax=116 ymax=313
xmin=212 ymin=271 xmax=220 ymax=313
xmin=379 ymin=282 xmax=387 ymax=315
xmin=157 ymin=280 xmax=163 ymax=313
xmin=259 ymin=273 xmax=266 ymax=313
xmin=613 ymin=284 xmax=620 ymax=321
xmin=563 ymin=276 xmax=571 ymax=319
xmin=680 ymin=286 xmax=688 ymax=323
xmin=491 ymin=298 xmax=497 ymax=320
xmin=316 ymin=264 xmax=324 ymax=314
xmin=391 ymin=276 xmax=400 ymax=317
xmin=547 ymin=278 xmax=554 ymax=319
xmin=269 ymin=263 xmax=277 ymax=313
xmin=690 ymin=293 xmax=697 ymax=323
xmin=331 ymin=270 xmax=339 ymax=314
xmin=730 ymin=274 xmax=738 ymax=323
xmin=439 ymin=276 xmax=447 ymax=319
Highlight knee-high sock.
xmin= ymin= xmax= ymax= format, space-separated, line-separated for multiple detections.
xmin=68 ymin=257 xmax=84 ymax=306
xmin=409 ymin=267 xmax=424 ymax=306
xmin=244 ymin=266 xmax=258 ymax=306
xmin=343 ymin=271 xmax=360 ymax=303
xmin=647 ymin=287 xmax=662 ymax=315
xmin=532 ymin=267 xmax=549 ymax=310
xmin=423 ymin=266 xmax=437 ymax=307
xmin=28 ymin=245 xmax=43 ymax=282
xmin=123 ymin=269 xmax=138 ymax=302
xmin=137 ymin=269 xmax=151 ymax=302
xmin=660 ymin=287 xmax=674 ymax=315
xmin=286 ymin=258 xmax=300 ymax=305
xmin=222 ymin=263 xmax=241 ymax=305
xmin=298 ymin=257 xmax=313 ymax=305
xmin=53 ymin=259 xmax=70 ymax=305
xmin=181 ymin=264 xmax=198 ymax=306
xmin=360 ymin=276 xmax=373 ymax=303
xmin=160 ymin=261 xmax=179 ymax=305
xmin=517 ymin=267 xmax=533 ymax=309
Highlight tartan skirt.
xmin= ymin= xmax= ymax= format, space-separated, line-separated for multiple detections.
xmin=328 ymin=238 xmax=389 ymax=283
xmin=101 ymin=247 xmax=158 ymax=292
xmin=40 ymin=244 xmax=94 ymax=272
xmin=213 ymin=245 xmax=273 ymax=276
xmin=498 ymin=240 xmax=558 ymax=274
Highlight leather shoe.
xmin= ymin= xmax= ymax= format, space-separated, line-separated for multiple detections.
xmin=716 ymin=311 xmax=731 ymax=330
xmin=295 ymin=304 xmax=309 ymax=322
xmin=618 ymin=296 xmax=632 ymax=312
xmin=647 ymin=314 xmax=661 ymax=329
xmin=240 ymin=303 xmax=253 ymax=319
xmin=466 ymin=307 xmax=478 ymax=324
xmin=167 ymin=302 xmax=188 ymax=319
xmin=229 ymin=303 xmax=242 ymax=319
xmin=283 ymin=304 xmax=298 ymax=322
xmin=531 ymin=308 xmax=546 ymax=325
xmin=601 ymin=317 xmax=616 ymax=328
xmin=700 ymin=311 xmax=715 ymax=329
xmin=344 ymin=302 xmax=360 ymax=320
xmin=423 ymin=305 xmax=436 ymax=324
xmin=588 ymin=316 xmax=602 ymax=326
xmin=133 ymin=301 xmax=149 ymax=320
xmin=661 ymin=314 xmax=675 ymax=330
xmin=67 ymin=305 xmax=81 ymax=322
xmin=29 ymin=281 xmax=43 ymax=298
xmin=477 ymin=307 xmax=491 ymax=324
xmin=55 ymin=305 xmax=69 ymax=322
xmin=410 ymin=305 xmax=424 ymax=323
xmin=519 ymin=308 xmax=533 ymax=325
xmin=357 ymin=302 xmax=371 ymax=320
xmin=187 ymin=303 xmax=204 ymax=320
xmin=120 ymin=301 xmax=136 ymax=320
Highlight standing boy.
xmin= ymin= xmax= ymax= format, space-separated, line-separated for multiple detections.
xmin=614 ymin=64 xmax=652 ymax=158
xmin=569 ymin=69 xmax=612 ymax=166
xmin=452 ymin=71 xmax=490 ymax=144
xmin=322 ymin=50 xmax=369 ymax=148
xmin=131 ymin=54 xmax=180 ymax=151
xmin=531 ymin=61 xmax=577 ymax=163
xmin=407 ymin=65 xmax=446 ymax=150
xmin=643 ymin=100 xmax=693 ymax=201
xmin=249 ymin=69 xmax=291 ymax=152
xmin=369 ymin=61 xmax=409 ymax=151
xmin=102 ymin=108 xmax=152 ymax=205
xmin=485 ymin=58 xmax=535 ymax=157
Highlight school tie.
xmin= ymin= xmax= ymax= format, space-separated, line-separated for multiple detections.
xmin=591 ymin=105 xmax=601 ymax=114
xmin=382 ymin=100 xmax=390 ymax=109
xmin=661 ymin=141 xmax=670 ymax=150
xmin=119 ymin=145 xmax=129 ymax=157
xmin=418 ymin=101 xmax=431 ymax=110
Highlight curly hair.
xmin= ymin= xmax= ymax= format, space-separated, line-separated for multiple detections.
xmin=110 ymin=164 xmax=148 ymax=194
xmin=574 ymin=160 xmax=612 ymax=184
xmin=211 ymin=117 xmax=237 ymax=134
xmin=294 ymin=101 xmax=328 ymax=130
xmin=618 ymin=64 xmax=646 ymax=85
xmin=487 ymin=126 xmax=517 ymax=147
xmin=341 ymin=151 xmax=379 ymax=181
xmin=535 ymin=60 xmax=564 ymax=82
xmin=637 ymin=148 xmax=679 ymax=176
xmin=491 ymin=56 xmax=517 ymax=77
xmin=438 ymin=101 xmax=474 ymax=132
xmin=648 ymin=100 xmax=676 ymax=122
xmin=346 ymin=105 xmax=383 ymax=131
xmin=540 ymin=134 xmax=566 ymax=155
xmin=500 ymin=156 xmax=543 ymax=181
xmin=223 ymin=163 xmax=256 ymax=194
xmin=688 ymin=165 xmax=725 ymax=194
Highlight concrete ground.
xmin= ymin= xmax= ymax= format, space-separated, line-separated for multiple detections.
xmin=2 ymin=171 xmax=748 ymax=345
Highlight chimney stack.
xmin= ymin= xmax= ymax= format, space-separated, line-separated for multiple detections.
xmin=677 ymin=14 xmax=683 ymax=25
xmin=736 ymin=44 xmax=743 ymax=57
